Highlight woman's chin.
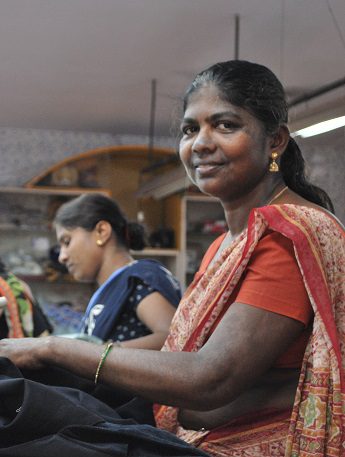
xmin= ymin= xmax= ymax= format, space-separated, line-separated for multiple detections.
xmin=195 ymin=180 xmax=223 ymax=198
xmin=71 ymin=272 xmax=86 ymax=282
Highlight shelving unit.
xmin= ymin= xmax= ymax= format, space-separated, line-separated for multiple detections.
xmin=182 ymin=195 xmax=226 ymax=288
xmin=164 ymin=193 xmax=226 ymax=290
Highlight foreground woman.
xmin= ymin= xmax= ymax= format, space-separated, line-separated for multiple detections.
xmin=0 ymin=60 xmax=344 ymax=457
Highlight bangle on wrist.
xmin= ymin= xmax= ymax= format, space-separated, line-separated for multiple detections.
xmin=94 ymin=340 xmax=122 ymax=384
xmin=94 ymin=341 xmax=115 ymax=384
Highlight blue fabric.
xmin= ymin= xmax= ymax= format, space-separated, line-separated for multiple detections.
xmin=81 ymin=260 xmax=181 ymax=341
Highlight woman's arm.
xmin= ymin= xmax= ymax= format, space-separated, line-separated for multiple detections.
xmin=0 ymin=301 xmax=303 ymax=411
xmin=120 ymin=291 xmax=176 ymax=350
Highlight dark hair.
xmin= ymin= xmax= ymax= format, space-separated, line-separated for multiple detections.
xmin=184 ymin=60 xmax=334 ymax=212
xmin=54 ymin=193 xmax=146 ymax=251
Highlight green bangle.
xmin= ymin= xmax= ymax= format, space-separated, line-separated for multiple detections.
xmin=94 ymin=341 xmax=115 ymax=384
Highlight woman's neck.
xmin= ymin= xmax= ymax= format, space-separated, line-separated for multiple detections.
xmin=222 ymin=178 xmax=286 ymax=239
xmin=97 ymin=248 xmax=134 ymax=286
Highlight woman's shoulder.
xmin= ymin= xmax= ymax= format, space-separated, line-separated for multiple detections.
xmin=130 ymin=258 xmax=171 ymax=273
xmin=128 ymin=259 xmax=181 ymax=295
xmin=261 ymin=203 xmax=344 ymax=234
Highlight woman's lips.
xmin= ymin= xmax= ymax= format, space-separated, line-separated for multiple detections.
xmin=194 ymin=162 xmax=223 ymax=177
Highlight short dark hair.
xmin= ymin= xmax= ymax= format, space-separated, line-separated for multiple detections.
xmin=54 ymin=193 xmax=146 ymax=250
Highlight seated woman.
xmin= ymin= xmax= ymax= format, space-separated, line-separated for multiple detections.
xmin=0 ymin=60 xmax=344 ymax=457
xmin=53 ymin=193 xmax=181 ymax=348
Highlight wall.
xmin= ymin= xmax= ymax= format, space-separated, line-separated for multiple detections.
xmin=0 ymin=127 xmax=176 ymax=187
xmin=296 ymin=128 xmax=345 ymax=224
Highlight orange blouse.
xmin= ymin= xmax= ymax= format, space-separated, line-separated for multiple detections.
xmin=198 ymin=230 xmax=313 ymax=368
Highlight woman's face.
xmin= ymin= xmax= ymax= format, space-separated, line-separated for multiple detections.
xmin=56 ymin=224 xmax=102 ymax=282
xmin=179 ymin=84 xmax=272 ymax=203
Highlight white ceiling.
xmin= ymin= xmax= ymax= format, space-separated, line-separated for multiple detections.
xmin=1 ymin=0 xmax=345 ymax=136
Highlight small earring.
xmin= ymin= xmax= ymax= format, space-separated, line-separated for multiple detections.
xmin=269 ymin=151 xmax=279 ymax=173
xmin=96 ymin=240 xmax=103 ymax=247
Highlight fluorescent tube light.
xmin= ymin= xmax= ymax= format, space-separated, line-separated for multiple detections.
xmin=292 ymin=115 xmax=345 ymax=138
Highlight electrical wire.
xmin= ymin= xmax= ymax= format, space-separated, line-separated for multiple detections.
xmin=279 ymin=0 xmax=286 ymax=83
xmin=325 ymin=0 xmax=345 ymax=54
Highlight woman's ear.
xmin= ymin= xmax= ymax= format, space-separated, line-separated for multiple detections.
xmin=268 ymin=125 xmax=290 ymax=157
xmin=94 ymin=220 xmax=113 ymax=246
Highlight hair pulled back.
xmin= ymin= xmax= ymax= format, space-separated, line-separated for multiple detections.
xmin=54 ymin=193 xmax=146 ymax=251
xmin=184 ymin=60 xmax=334 ymax=212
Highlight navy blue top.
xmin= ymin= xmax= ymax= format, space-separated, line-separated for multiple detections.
xmin=81 ymin=259 xmax=181 ymax=342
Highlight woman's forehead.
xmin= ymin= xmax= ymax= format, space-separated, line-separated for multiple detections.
xmin=186 ymin=83 xmax=223 ymax=105
xmin=184 ymin=86 xmax=251 ymax=121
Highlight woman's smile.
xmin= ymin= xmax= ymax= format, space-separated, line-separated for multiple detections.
xmin=194 ymin=160 xmax=225 ymax=178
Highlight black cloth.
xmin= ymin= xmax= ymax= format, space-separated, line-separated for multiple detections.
xmin=0 ymin=358 xmax=209 ymax=457
xmin=23 ymin=364 xmax=136 ymax=409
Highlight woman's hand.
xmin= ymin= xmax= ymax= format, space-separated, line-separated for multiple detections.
xmin=0 ymin=337 xmax=51 ymax=370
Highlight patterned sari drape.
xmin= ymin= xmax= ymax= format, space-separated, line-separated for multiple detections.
xmin=154 ymin=205 xmax=345 ymax=457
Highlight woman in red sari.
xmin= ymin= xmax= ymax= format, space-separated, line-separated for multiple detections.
xmin=0 ymin=60 xmax=344 ymax=457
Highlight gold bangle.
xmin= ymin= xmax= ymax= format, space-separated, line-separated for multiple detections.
xmin=94 ymin=341 xmax=114 ymax=385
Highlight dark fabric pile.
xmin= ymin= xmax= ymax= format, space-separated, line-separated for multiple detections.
xmin=0 ymin=358 xmax=209 ymax=457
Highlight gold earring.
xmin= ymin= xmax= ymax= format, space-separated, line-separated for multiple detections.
xmin=269 ymin=152 xmax=279 ymax=173
xmin=96 ymin=240 xmax=103 ymax=246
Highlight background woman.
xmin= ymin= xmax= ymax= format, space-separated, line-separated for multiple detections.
xmin=0 ymin=60 xmax=344 ymax=457
xmin=54 ymin=193 xmax=181 ymax=349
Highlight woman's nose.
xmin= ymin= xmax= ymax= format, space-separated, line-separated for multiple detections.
xmin=192 ymin=128 xmax=216 ymax=154
xmin=58 ymin=247 xmax=67 ymax=264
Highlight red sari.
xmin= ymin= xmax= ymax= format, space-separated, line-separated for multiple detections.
xmin=154 ymin=205 xmax=345 ymax=457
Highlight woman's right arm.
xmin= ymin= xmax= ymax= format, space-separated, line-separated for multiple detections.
xmin=0 ymin=301 xmax=304 ymax=411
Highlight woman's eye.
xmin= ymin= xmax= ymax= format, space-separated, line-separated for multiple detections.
xmin=182 ymin=125 xmax=198 ymax=136
xmin=216 ymin=121 xmax=236 ymax=131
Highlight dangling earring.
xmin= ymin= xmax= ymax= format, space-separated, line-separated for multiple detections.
xmin=269 ymin=151 xmax=279 ymax=173
xmin=96 ymin=239 xmax=103 ymax=247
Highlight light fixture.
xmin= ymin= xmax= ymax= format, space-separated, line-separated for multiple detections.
xmin=292 ymin=115 xmax=345 ymax=138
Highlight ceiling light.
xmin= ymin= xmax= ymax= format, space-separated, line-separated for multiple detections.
xmin=292 ymin=115 xmax=345 ymax=138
